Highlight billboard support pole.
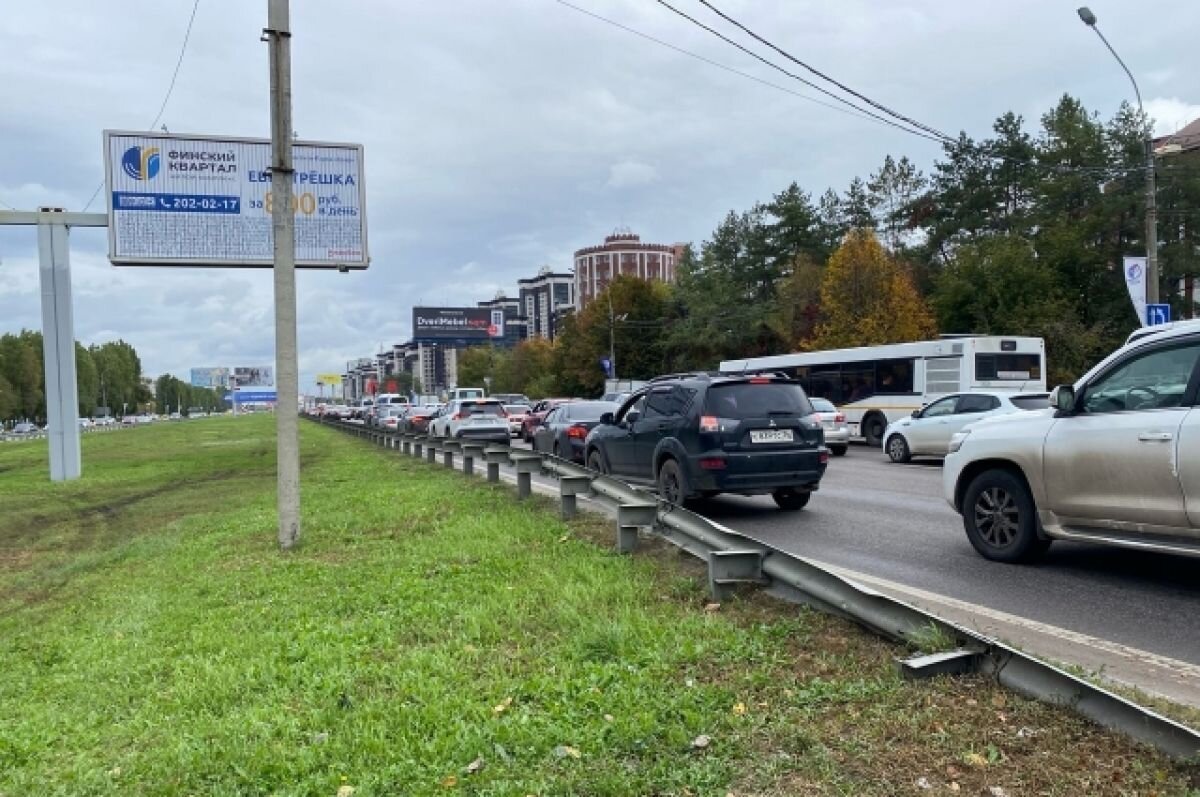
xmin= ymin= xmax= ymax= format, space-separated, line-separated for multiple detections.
xmin=266 ymin=0 xmax=300 ymax=550
xmin=0 ymin=208 xmax=106 ymax=481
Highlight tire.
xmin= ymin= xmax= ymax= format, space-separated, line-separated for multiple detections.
xmin=862 ymin=414 xmax=886 ymax=447
xmin=830 ymin=445 xmax=847 ymax=457
xmin=962 ymin=468 xmax=1050 ymax=563
xmin=587 ymin=449 xmax=608 ymax=475
xmin=772 ymin=489 xmax=811 ymax=511
xmin=886 ymin=434 xmax=911 ymax=464
xmin=656 ymin=458 xmax=688 ymax=505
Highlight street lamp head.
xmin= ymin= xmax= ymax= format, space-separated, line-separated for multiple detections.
xmin=1077 ymin=6 xmax=1097 ymax=26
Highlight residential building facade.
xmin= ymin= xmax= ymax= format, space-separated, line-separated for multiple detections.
xmin=518 ymin=268 xmax=575 ymax=339
xmin=574 ymin=231 xmax=680 ymax=310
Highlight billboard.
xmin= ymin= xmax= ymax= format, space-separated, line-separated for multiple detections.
xmin=413 ymin=307 xmax=506 ymax=344
xmin=234 ymin=366 xmax=274 ymax=389
xmin=315 ymin=373 xmax=342 ymax=386
xmin=103 ymin=130 xmax=368 ymax=269
xmin=190 ymin=367 xmax=230 ymax=389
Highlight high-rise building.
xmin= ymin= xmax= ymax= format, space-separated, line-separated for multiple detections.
xmin=518 ymin=268 xmax=575 ymax=339
xmin=574 ymin=230 xmax=681 ymax=310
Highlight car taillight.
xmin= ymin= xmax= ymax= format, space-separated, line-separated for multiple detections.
xmin=699 ymin=457 xmax=726 ymax=470
xmin=749 ymin=377 xmax=770 ymax=383
xmin=567 ymin=425 xmax=589 ymax=440
xmin=819 ymin=449 xmax=830 ymax=465
xmin=453 ymin=412 xmax=467 ymax=420
xmin=699 ymin=415 xmax=720 ymax=433
xmin=834 ymin=413 xmax=845 ymax=423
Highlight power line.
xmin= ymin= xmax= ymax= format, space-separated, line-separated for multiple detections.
xmin=550 ymin=0 xmax=899 ymax=130
xmin=82 ymin=0 xmax=201 ymax=212
xmin=694 ymin=0 xmax=954 ymax=142
xmin=650 ymin=0 xmax=946 ymax=144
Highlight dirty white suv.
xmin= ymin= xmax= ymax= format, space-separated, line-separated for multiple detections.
xmin=944 ymin=322 xmax=1200 ymax=562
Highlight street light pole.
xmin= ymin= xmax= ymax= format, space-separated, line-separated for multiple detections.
xmin=1078 ymin=6 xmax=1159 ymax=306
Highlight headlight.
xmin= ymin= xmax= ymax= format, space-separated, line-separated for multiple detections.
xmin=948 ymin=430 xmax=971 ymax=454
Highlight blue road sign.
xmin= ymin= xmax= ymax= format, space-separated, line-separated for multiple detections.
xmin=599 ymin=357 xmax=612 ymax=377
xmin=1147 ymin=304 xmax=1171 ymax=326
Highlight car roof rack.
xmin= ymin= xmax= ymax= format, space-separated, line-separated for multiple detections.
xmin=647 ymin=370 xmax=793 ymax=384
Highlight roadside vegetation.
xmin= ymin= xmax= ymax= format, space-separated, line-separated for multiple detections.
xmin=1 ymin=416 xmax=1197 ymax=795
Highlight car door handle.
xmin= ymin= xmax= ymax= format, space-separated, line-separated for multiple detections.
xmin=1137 ymin=431 xmax=1174 ymax=442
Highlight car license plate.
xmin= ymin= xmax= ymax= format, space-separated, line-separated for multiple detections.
xmin=750 ymin=429 xmax=793 ymax=444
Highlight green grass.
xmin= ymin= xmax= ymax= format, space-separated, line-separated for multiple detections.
xmin=0 ymin=416 xmax=1197 ymax=796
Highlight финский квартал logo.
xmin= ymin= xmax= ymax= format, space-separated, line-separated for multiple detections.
xmin=121 ymin=146 xmax=160 ymax=180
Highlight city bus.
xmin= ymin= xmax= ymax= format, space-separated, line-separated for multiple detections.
xmin=719 ymin=336 xmax=1046 ymax=446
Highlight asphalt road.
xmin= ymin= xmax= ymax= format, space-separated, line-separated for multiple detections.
xmin=513 ymin=438 xmax=1200 ymax=672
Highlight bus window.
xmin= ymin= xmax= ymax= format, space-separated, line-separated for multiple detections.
xmin=876 ymin=359 xmax=914 ymax=394
xmin=976 ymin=353 xmax=1041 ymax=381
xmin=842 ymin=365 xmax=874 ymax=402
xmin=809 ymin=366 xmax=841 ymax=403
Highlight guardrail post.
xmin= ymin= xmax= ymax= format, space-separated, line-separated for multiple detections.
xmin=401 ymin=435 xmax=411 ymax=455
xmin=707 ymin=550 xmax=767 ymax=602
xmin=484 ymin=446 xmax=510 ymax=483
xmin=412 ymin=436 xmax=422 ymax=458
xmin=461 ymin=443 xmax=484 ymax=476
xmin=616 ymin=502 xmax=657 ymax=553
xmin=509 ymin=451 xmax=542 ymax=499
xmin=442 ymin=439 xmax=461 ymax=469
xmin=558 ymin=474 xmax=592 ymax=520
xmin=426 ymin=440 xmax=438 ymax=463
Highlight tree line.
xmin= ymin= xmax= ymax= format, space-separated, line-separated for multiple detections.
xmin=459 ymin=94 xmax=1198 ymax=397
xmin=0 ymin=331 xmax=225 ymax=422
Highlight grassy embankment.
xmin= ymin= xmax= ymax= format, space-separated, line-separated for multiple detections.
xmin=0 ymin=415 xmax=1196 ymax=795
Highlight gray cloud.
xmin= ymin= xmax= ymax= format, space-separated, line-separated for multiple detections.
xmin=1 ymin=0 xmax=1196 ymax=391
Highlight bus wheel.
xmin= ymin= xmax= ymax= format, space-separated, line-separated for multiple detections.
xmin=862 ymin=413 xmax=886 ymax=447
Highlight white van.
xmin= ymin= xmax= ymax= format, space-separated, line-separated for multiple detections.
xmin=375 ymin=393 xmax=411 ymax=408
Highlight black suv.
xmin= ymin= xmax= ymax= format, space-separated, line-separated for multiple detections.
xmin=584 ymin=373 xmax=829 ymax=510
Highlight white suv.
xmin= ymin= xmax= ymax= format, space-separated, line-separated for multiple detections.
xmin=944 ymin=323 xmax=1200 ymax=562
xmin=428 ymin=398 xmax=510 ymax=445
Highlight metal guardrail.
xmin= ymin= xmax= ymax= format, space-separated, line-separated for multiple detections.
xmin=311 ymin=416 xmax=1200 ymax=761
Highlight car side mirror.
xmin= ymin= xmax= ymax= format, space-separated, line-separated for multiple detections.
xmin=911 ymin=409 xmax=921 ymax=418
xmin=599 ymin=412 xmax=615 ymax=425
xmin=1051 ymin=385 xmax=1076 ymax=414
xmin=624 ymin=410 xmax=641 ymax=425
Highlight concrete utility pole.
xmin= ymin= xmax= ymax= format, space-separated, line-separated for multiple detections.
xmin=265 ymin=0 xmax=300 ymax=549
xmin=1078 ymin=6 xmax=1159 ymax=305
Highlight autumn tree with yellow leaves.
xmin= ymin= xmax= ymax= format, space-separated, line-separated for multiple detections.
xmin=814 ymin=228 xmax=937 ymax=349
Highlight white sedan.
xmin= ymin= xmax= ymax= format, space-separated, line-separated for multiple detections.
xmin=882 ymin=391 xmax=1049 ymax=463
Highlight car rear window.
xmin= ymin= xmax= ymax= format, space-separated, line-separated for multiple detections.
xmin=704 ymin=382 xmax=813 ymax=419
xmin=809 ymin=398 xmax=836 ymax=413
xmin=505 ymin=404 xmax=531 ymax=414
xmin=567 ymin=401 xmax=616 ymax=421
xmin=463 ymin=401 xmax=505 ymax=416
xmin=1010 ymin=394 xmax=1050 ymax=410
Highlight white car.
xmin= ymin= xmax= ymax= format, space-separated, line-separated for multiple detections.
xmin=944 ymin=324 xmax=1200 ymax=562
xmin=428 ymin=398 xmax=510 ymax=444
xmin=883 ymin=391 xmax=1049 ymax=463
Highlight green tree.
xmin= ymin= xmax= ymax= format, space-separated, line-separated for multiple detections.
xmin=555 ymin=276 xmax=672 ymax=396
xmin=815 ymin=229 xmax=936 ymax=348
xmin=75 ymin=342 xmax=98 ymax=415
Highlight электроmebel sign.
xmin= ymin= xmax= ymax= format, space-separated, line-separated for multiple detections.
xmin=103 ymin=130 xmax=368 ymax=270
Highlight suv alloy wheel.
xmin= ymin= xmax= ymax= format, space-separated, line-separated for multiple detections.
xmin=962 ymin=468 xmax=1050 ymax=563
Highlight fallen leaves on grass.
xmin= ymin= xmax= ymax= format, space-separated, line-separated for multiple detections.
xmin=493 ymin=696 xmax=513 ymax=714
xmin=691 ymin=734 xmax=712 ymax=750
xmin=553 ymin=745 xmax=581 ymax=760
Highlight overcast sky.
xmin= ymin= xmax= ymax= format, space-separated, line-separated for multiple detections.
xmin=2 ymin=0 xmax=1197 ymax=391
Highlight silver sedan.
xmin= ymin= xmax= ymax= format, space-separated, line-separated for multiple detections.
xmin=808 ymin=397 xmax=849 ymax=456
